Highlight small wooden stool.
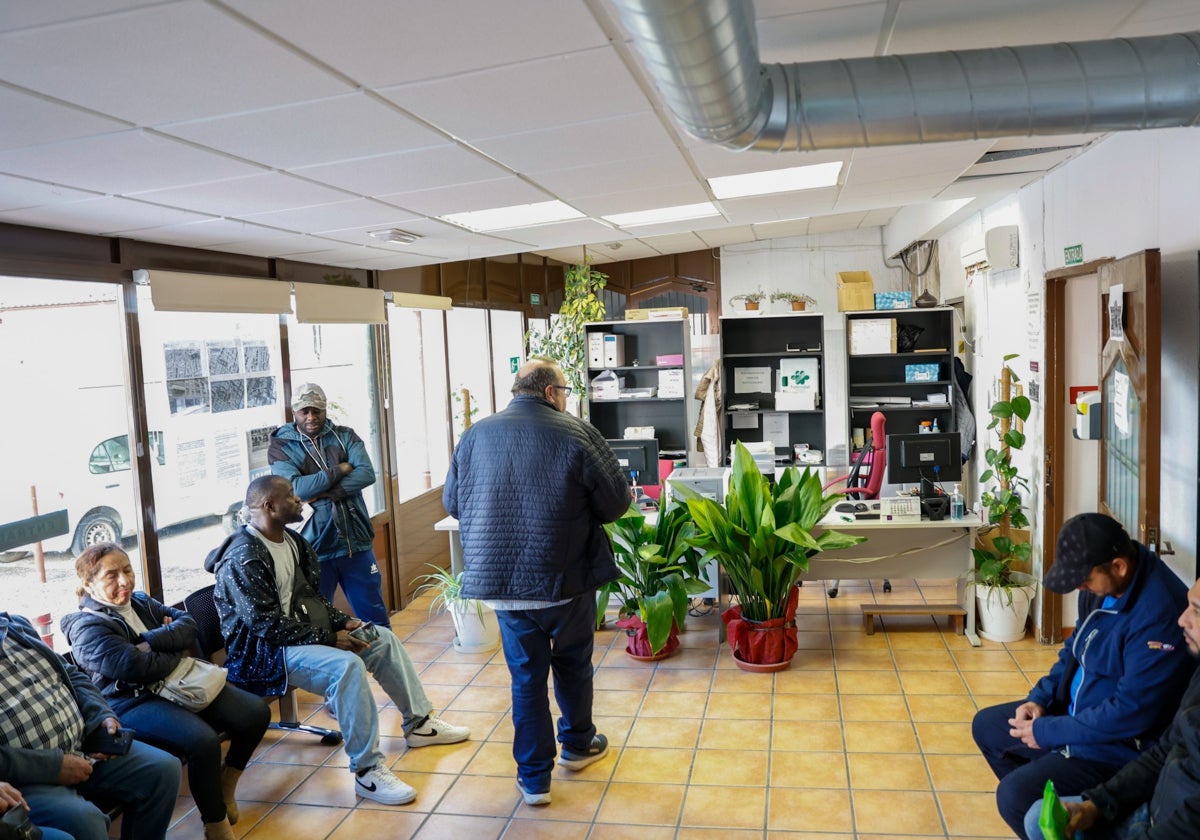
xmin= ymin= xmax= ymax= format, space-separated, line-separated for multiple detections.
xmin=861 ymin=602 xmax=967 ymax=635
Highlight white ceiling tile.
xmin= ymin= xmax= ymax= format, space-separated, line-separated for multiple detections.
xmin=503 ymin=219 xmax=626 ymax=250
xmin=533 ymin=154 xmax=698 ymax=200
xmin=806 ymin=211 xmax=870 ymax=233
xmin=695 ymin=225 xmax=760 ymax=247
xmin=891 ymin=0 xmax=1138 ymax=51
xmin=937 ymin=172 xmax=1045 ymax=200
xmin=239 ymin=198 xmax=421 ymax=232
xmin=0 ymin=86 xmax=129 ymax=151
xmin=0 ymin=1 xmax=160 ymax=32
xmin=227 ymin=0 xmax=610 ymax=87
xmin=0 ymin=130 xmax=262 ymax=194
xmin=532 ymin=246 xmax=590 ymax=264
xmin=570 ymin=183 xmax=711 ymax=218
xmin=0 ymin=3 xmax=352 ymax=124
xmin=0 ymin=174 xmax=100 ymax=211
xmin=963 ymin=149 xmax=1080 ymax=177
xmin=756 ymin=1 xmax=889 ymax=62
xmin=381 ymin=48 xmax=652 ymax=141
xmin=294 ymin=145 xmax=510 ymax=196
xmin=131 ymin=172 xmax=353 ymax=218
xmin=685 ymin=141 xmax=848 ymax=180
xmin=637 ymin=232 xmax=709 ymax=253
xmin=473 ymin=113 xmax=679 ymax=175
xmin=376 ymin=178 xmax=550 ymax=217
xmin=719 ymin=188 xmax=840 ymax=224
xmin=0 ymin=196 xmax=212 ymax=235
xmin=751 ymin=218 xmax=813 ymax=238
xmin=127 ymin=218 xmax=298 ymax=248
xmin=159 ymin=93 xmax=446 ymax=170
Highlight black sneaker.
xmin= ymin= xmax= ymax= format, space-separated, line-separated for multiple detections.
xmin=557 ymin=733 xmax=608 ymax=770
xmin=516 ymin=777 xmax=551 ymax=806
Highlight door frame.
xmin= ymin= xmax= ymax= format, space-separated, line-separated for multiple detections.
xmin=1042 ymin=257 xmax=1113 ymax=643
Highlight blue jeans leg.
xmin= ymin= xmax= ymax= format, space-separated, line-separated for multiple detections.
xmin=26 ymin=740 xmax=181 ymax=840
xmin=318 ymin=549 xmax=390 ymax=627
xmin=496 ymin=594 xmax=598 ymax=789
xmin=1025 ymin=796 xmax=1152 ymax=840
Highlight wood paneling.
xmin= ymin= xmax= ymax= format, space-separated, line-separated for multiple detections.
xmin=393 ymin=489 xmax=451 ymax=606
xmin=442 ymin=259 xmax=486 ymax=304
xmin=485 ymin=258 xmax=520 ymax=306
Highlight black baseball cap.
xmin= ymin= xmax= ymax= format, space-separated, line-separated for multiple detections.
xmin=1044 ymin=513 xmax=1133 ymax=594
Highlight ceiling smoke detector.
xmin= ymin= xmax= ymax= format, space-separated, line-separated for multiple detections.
xmin=368 ymin=228 xmax=421 ymax=244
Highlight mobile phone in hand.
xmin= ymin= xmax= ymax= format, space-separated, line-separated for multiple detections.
xmin=83 ymin=727 xmax=135 ymax=756
xmin=349 ymin=622 xmax=379 ymax=643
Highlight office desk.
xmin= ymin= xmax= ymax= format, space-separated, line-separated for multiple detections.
xmin=808 ymin=512 xmax=983 ymax=646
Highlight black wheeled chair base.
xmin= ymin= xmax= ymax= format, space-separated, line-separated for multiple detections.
xmin=827 ymin=578 xmax=891 ymax=598
xmin=270 ymin=720 xmax=343 ymax=745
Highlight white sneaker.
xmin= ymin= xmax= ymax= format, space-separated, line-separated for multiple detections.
xmin=405 ymin=714 xmax=470 ymax=748
xmin=354 ymin=765 xmax=416 ymax=805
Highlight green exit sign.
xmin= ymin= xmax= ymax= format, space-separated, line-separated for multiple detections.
xmin=1064 ymin=244 xmax=1083 ymax=265
xmin=529 ymin=293 xmax=542 ymax=305
xmin=510 ymin=356 xmax=519 ymax=374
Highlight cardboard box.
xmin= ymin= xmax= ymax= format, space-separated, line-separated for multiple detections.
xmin=655 ymin=353 xmax=684 ymax=366
xmin=874 ymin=291 xmax=912 ymax=310
xmin=848 ymin=318 xmax=897 ymax=355
xmin=587 ymin=332 xmax=607 ymax=368
xmin=602 ymin=334 xmax=625 ymax=367
xmin=590 ymin=370 xmax=624 ymax=400
xmin=837 ymin=271 xmax=875 ymax=311
xmin=625 ymin=306 xmax=688 ymax=321
xmin=657 ymin=368 xmax=686 ymax=398
xmin=904 ymin=363 xmax=940 ymax=382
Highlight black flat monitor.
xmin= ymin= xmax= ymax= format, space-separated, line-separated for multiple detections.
xmin=607 ymin=438 xmax=660 ymax=487
xmin=886 ymin=432 xmax=962 ymax=492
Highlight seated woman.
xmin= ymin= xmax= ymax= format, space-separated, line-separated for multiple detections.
xmin=61 ymin=543 xmax=271 ymax=840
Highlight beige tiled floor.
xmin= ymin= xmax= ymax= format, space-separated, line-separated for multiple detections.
xmin=158 ymin=578 xmax=1057 ymax=839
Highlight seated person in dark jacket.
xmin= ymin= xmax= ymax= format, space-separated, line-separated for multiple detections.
xmin=1024 ymin=575 xmax=1200 ymax=840
xmin=0 ymin=611 xmax=180 ymax=840
xmin=972 ymin=513 xmax=1193 ymax=839
xmin=205 ymin=475 xmax=469 ymax=808
xmin=61 ymin=543 xmax=270 ymax=840
xmin=443 ymin=357 xmax=631 ymax=807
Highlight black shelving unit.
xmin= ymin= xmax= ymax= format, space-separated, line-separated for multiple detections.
xmin=719 ymin=313 xmax=825 ymax=464
xmin=845 ymin=307 xmax=956 ymax=442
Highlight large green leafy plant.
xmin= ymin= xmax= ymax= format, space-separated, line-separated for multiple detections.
xmin=600 ymin=499 xmax=712 ymax=655
xmin=677 ymin=442 xmax=865 ymax=622
xmin=972 ymin=354 xmax=1034 ymax=592
xmin=525 ymin=261 xmax=608 ymax=396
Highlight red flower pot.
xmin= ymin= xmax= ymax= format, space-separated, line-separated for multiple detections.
xmin=615 ymin=614 xmax=680 ymax=661
xmin=720 ymin=586 xmax=800 ymax=670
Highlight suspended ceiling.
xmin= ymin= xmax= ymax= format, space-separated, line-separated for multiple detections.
xmin=1 ymin=0 xmax=1197 ymax=270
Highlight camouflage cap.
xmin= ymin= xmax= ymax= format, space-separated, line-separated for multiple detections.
xmin=291 ymin=383 xmax=327 ymax=412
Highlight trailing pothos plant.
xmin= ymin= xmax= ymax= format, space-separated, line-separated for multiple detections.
xmin=971 ymin=353 xmax=1035 ymax=597
xmin=675 ymin=442 xmax=865 ymax=622
xmin=599 ymin=498 xmax=711 ymax=655
xmin=525 ymin=261 xmax=608 ymax=398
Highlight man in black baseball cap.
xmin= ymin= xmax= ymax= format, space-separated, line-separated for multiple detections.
xmin=973 ymin=512 xmax=1193 ymax=838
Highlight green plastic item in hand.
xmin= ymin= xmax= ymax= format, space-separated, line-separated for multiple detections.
xmin=1038 ymin=778 xmax=1070 ymax=840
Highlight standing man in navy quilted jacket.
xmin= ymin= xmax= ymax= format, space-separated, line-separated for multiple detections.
xmin=268 ymin=383 xmax=389 ymax=627
xmin=443 ymin=357 xmax=630 ymax=807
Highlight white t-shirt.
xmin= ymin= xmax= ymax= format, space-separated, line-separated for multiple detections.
xmin=247 ymin=524 xmax=298 ymax=615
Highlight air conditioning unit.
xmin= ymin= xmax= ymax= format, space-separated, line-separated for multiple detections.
xmin=959 ymin=225 xmax=1019 ymax=271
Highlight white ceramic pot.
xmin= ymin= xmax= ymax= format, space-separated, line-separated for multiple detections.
xmin=975 ymin=579 xmax=1037 ymax=643
xmin=450 ymin=600 xmax=500 ymax=653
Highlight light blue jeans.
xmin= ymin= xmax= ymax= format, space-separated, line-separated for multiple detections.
xmin=1024 ymin=795 xmax=1151 ymax=839
xmin=284 ymin=631 xmax=432 ymax=772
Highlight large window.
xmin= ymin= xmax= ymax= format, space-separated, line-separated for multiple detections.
xmin=489 ymin=309 xmax=526 ymax=412
xmin=388 ymin=306 xmax=450 ymax=502
xmin=446 ymin=307 xmax=494 ymax=442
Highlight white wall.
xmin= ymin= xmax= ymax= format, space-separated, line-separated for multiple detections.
xmin=721 ymin=230 xmax=904 ymax=466
xmin=940 ymin=127 xmax=1200 ymax=632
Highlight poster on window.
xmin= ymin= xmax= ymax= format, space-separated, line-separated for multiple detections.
xmin=1108 ymin=284 xmax=1125 ymax=342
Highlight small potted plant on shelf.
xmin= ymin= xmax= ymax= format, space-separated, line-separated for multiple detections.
xmin=770 ymin=290 xmax=817 ymax=311
xmin=675 ymin=442 xmax=866 ymax=671
xmin=971 ymin=353 xmax=1038 ymax=642
xmin=412 ymin=564 xmax=500 ymax=653
xmin=728 ymin=290 xmax=766 ymax=311
xmin=599 ymin=498 xmax=712 ymax=660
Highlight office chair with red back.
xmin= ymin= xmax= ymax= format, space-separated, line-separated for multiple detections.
xmin=822 ymin=411 xmax=888 ymax=597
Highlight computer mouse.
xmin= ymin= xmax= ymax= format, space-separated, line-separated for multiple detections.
xmin=854 ymin=502 xmax=869 ymax=513
xmin=834 ymin=502 xmax=857 ymax=513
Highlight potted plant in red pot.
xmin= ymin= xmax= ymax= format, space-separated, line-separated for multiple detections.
xmin=599 ymin=498 xmax=711 ymax=660
xmin=678 ymin=442 xmax=865 ymax=670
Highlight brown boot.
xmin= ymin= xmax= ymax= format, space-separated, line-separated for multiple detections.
xmin=203 ymin=817 xmax=235 ymax=840
xmin=221 ymin=766 xmax=244 ymax=826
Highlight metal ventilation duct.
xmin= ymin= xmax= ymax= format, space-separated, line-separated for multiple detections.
xmin=611 ymin=0 xmax=1200 ymax=151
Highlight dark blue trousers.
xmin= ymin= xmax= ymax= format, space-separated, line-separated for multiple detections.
xmin=495 ymin=594 xmax=598 ymax=791
xmin=973 ymin=701 xmax=1122 ymax=839
xmin=317 ymin=548 xmax=390 ymax=627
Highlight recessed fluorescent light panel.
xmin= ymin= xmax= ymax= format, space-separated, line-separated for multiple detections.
xmin=603 ymin=202 xmax=720 ymax=228
xmin=439 ymin=200 xmax=583 ymax=232
xmin=708 ymin=161 xmax=843 ymax=199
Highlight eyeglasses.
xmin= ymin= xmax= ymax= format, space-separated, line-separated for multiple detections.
xmin=552 ymin=385 xmax=573 ymax=396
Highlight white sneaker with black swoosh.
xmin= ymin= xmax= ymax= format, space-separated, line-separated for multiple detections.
xmin=405 ymin=714 xmax=470 ymax=748
xmin=354 ymin=765 xmax=416 ymax=805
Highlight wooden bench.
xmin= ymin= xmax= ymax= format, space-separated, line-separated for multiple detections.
xmin=861 ymin=602 xmax=966 ymax=635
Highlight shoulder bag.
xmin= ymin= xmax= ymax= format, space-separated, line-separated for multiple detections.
xmin=285 ymin=534 xmax=334 ymax=634
xmin=152 ymin=655 xmax=227 ymax=712
xmin=1 ymin=805 xmax=42 ymax=840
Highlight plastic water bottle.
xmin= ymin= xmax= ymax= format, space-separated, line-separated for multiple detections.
xmin=950 ymin=483 xmax=965 ymax=520
xmin=931 ymin=417 xmax=940 ymax=433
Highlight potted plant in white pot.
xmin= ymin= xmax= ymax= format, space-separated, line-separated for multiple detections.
xmin=971 ymin=354 xmax=1039 ymax=642
xmin=413 ymin=564 xmax=500 ymax=653
xmin=599 ymin=498 xmax=712 ymax=660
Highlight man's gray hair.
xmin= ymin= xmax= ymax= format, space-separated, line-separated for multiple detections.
xmin=512 ymin=357 xmax=561 ymax=396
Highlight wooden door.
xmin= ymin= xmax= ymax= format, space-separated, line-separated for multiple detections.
xmin=1097 ymin=250 xmax=1161 ymax=549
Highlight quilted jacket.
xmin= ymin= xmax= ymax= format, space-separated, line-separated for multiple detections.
xmin=443 ymin=394 xmax=630 ymax=602
xmin=204 ymin=526 xmax=351 ymax=696
xmin=1026 ymin=544 xmax=1192 ymax=767
xmin=60 ymin=592 xmax=197 ymax=710
xmin=268 ymin=420 xmax=376 ymax=560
